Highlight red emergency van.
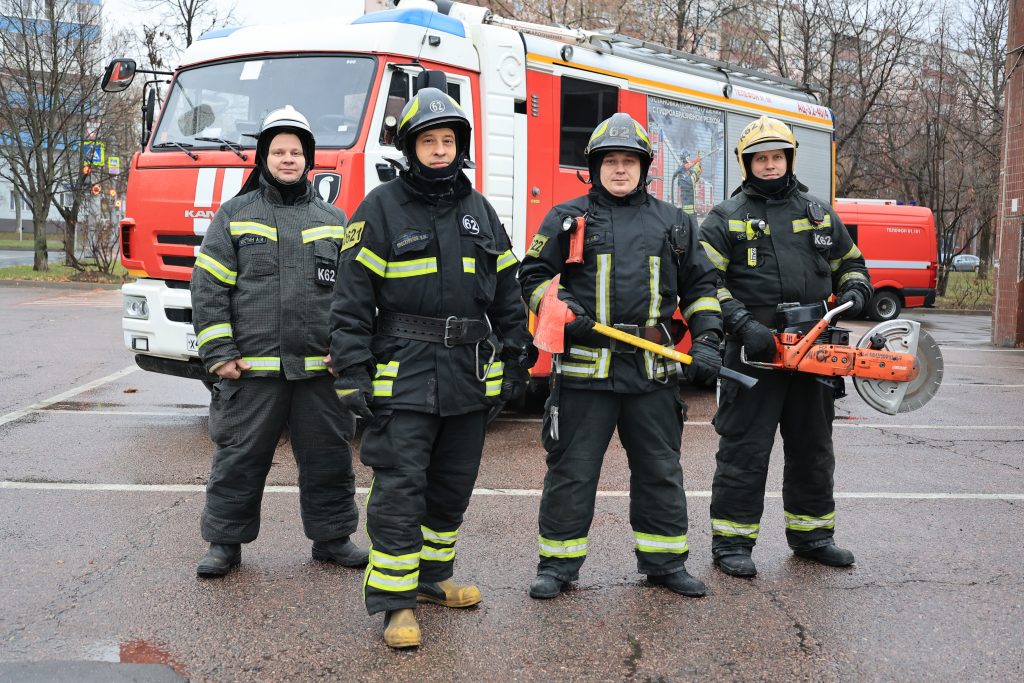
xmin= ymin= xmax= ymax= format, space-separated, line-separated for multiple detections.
xmin=833 ymin=200 xmax=938 ymax=320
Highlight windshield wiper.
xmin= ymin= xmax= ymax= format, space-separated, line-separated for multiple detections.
xmin=195 ymin=136 xmax=249 ymax=160
xmin=152 ymin=141 xmax=199 ymax=160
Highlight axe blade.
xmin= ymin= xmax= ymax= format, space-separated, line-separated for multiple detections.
xmin=534 ymin=274 xmax=573 ymax=354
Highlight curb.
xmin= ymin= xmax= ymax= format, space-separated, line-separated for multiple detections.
xmin=0 ymin=279 xmax=123 ymax=291
xmin=911 ymin=307 xmax=989 ymax=316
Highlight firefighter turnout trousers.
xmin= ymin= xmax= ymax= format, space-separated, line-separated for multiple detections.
xmin=537 ymin=386 xmax=691 ymax=581
xmin=360 ymin=409 xmax=488 ymax=615
xmin=202 ymin=375 xmax=359 ymax=544
xmin=710 ymin=341 xmax=838 ymax=556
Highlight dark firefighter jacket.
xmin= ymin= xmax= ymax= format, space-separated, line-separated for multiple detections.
xmin=191 ymin=177 xmax=346 ymax=378
xmin=519 ymin=187 xmax=723 ymax=393
xmin=699 ymin=180 xmax=871 ymax=330
xmin=329 ymin=174 xmax=531 ymax=417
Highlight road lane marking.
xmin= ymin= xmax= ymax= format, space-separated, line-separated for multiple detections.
xmin=0 ymin=366 xmax=139 ymax=427
xmin=16 ymin=290 xmax=121 ymax=308
xmin=2 ymin=481 xmax=1023 ymax=501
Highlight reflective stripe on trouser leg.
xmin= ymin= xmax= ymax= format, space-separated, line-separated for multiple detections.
xmin=536 ymin=388 xmax=619 ymax=582
xmin=780 ymin=372 xmax=837 ymax=550
xmin=288 ymin=375 xmax=359 ymax=541
xmin=618 ymin=386 xmax=691 ymax=575
xmin=360 ymin=410 xmax=436 ymax=615
xmin=710 ymin=342 xmax=786 ymax=555
xmin=202 ymin=378 xmax=290 ymax=544
xmin=419 ymin=410 xmax=488 ymax=582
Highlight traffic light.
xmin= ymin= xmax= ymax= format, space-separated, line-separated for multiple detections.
xmin=114 ymin=200 xmax=122 ymax=208
xmin=91 ymin=184 xmax=101 ymax=196
xmin=82 ymin=165 xmax=91 ymax=175
xmin=108 ymin=188 xmax=116 ymax=197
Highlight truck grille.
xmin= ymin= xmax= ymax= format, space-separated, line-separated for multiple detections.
xmin=162 ymin=255 xmax=196 ymax=268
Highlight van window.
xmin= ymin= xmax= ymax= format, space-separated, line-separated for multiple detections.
xmin=559 ymin=77 xmax=618 ymax=168
xmin=378 ymin=72 xmax=463 ymax=146
xmin=846 ymin=224 xmax=858 ymax=244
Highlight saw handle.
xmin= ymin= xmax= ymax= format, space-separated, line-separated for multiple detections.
xmin=591 ymin=322 xmax=757 ymax=389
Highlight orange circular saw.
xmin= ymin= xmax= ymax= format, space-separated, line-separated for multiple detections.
xmin=739 ymin=300 xmax=943 ymax=414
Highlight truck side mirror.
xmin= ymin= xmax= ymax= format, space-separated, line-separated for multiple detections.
xmin=141 ymin=87 xmax=157 ymax=147
xmin=102 ymin=59 xmax=137 ymax=93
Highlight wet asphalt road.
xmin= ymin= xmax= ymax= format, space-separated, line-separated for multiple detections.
xmin=0 ymin=250 xmax=64 ymax=268
xmin=1 ymin=282 xmax=1022 ymax=682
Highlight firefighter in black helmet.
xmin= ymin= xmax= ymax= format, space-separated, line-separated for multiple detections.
xmin=518 ymin=113 xmax=723 ymax=600
xmin=699 ymin=116 xmax=872 ymax=578
xmin=191 ymin=105 xmax=367 ymax=578
xmin=329 ymin=86 xmax=532 ymax=649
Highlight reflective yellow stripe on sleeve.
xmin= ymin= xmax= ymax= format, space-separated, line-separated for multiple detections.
xmin=196 ymin=323 xmax=232 ymax=348
xmin=830 ymin=245 xmax=863 ymax=272
xmin=195 ymin=252 xmax=237 ymax=286
xmin=496 ymin=249 xmax=518 ymax=272
xmin=229 ymin=221 xmax=278 ymax=241
xmin=373 ymin=360 xmax=399 ymax=397
xmin=485 ymin=361 xmax=504 ymax=397
xmin=838 ymin=271 xmax=870 ymax=288
xmin=463 ymin=257 xmax=476 ymax=274
xmin=240 ymin=357 xmax=280 ymax=372
xmin=529 ymin=278 xmax=552 ymax=313
xmin=355 ymin=247 xmax=387 ymax=277
xmin=701 ymin=241 xmax=729 ymax=272
xmin=304 ymin=357 xmax=327 ymax=371
xmin=682 ymin=296 xmax=722 ymax=320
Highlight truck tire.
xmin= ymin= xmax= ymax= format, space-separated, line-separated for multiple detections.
xmin=867 ymin=290 xmax=901 ymax=321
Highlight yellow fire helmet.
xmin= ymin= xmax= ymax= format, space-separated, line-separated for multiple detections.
xmin=734 ymin=116 xmax=798 ymax=181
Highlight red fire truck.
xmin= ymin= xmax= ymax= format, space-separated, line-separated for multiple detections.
xmin=102 ymin=0 xmax=836 ymax=386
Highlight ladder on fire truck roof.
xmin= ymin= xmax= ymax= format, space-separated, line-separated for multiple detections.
xmin=483 ymin=11 xmax=818 ymax=102
xmin=585 ymin=32 xmax=819 ymax=101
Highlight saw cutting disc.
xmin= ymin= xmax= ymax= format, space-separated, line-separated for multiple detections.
xmin=853 ymin=319 xmax=944 ymax=414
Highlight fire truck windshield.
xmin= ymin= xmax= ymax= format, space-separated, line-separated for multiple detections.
xmin=151 ymin=55 xmax=377 ymax=151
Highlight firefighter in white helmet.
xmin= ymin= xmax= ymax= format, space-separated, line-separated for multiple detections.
xmin=699 ymin=115 xmax=872 ymax=578
xmin=191 ymin=105 xmax=367 ymax=577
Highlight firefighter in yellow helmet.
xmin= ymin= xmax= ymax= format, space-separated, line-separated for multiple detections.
xmin=699 ymin=116 xmax=872 ymax=578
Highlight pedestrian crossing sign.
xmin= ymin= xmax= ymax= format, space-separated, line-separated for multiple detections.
xmin=83 ymin=141 xmax=105 ymax=166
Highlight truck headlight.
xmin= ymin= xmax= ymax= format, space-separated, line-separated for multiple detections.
xmin=123 ymin=295 xmax=150 ymax=320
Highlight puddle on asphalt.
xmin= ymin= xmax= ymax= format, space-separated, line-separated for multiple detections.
xmin=119 ymin=639 xmax=188 ymax=676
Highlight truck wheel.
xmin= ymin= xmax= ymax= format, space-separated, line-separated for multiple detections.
xmin=868 ymin=290 xmax=901 ymax=321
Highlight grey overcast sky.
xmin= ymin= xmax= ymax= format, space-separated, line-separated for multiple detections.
xmin=103 ymin=0 xmax=366 ymax=34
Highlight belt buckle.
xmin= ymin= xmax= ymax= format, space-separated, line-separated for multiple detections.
xmin=443 ymin=316 xmax=459 ymax=348
xmin=610 ymin=324 xmax=639 ymax=353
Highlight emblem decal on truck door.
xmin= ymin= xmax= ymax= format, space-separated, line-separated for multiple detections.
xmin=313 ymin=172 xmax=341 ymax=204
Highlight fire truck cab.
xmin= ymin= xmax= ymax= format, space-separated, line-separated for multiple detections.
xmin=106 ymin=0 xmax=836 ymax=384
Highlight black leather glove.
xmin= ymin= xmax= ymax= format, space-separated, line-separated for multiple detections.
xmin=334 ymin=364 xmax=373 ymax=419
xmin=559 ymin=290 xmax=595 ymax=337
xmin=836 ymin=287 xmax=866 ymax=319
xmin=736 ymin=317 xmax=777 ymax=362
xmin=684 ymin=334 xmax=722 ymax=387
xmin=498 ymin=344 xmax=537 ymax=403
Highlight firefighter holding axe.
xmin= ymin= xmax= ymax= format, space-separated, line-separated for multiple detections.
xmin=520 ymin=113 xmax=727 ymax=600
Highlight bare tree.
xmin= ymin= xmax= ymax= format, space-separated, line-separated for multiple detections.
xmin=138 ymin=0 xmax=238 ymax=69
xmin=0 ymin=0 xmax=103 ymax=270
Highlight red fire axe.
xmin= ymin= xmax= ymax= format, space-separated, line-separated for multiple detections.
xmin=535 ymin=275 xmax=757 ymax=390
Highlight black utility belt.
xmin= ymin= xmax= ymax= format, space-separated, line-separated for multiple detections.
xmin=379 ymin=311 xmax=491 ymax=347
xmin=587 ymin=323 xmax=670 ymax=353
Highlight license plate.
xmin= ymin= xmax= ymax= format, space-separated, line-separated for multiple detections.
xmin=186 ymin=333 xmax=198 ymax=353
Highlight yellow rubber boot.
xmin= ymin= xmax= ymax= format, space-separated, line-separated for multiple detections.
xmin=383 ymin=608 xmax=420 ymax=649
xmin=416 ymin=579 xmax=482 ymax=608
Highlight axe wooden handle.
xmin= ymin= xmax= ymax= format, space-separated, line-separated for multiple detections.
xmin=591 ymin=322 xmax=758 ymax=389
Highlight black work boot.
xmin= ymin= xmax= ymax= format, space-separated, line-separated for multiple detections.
xmin=528 ymin=574 xmax=569 ymax=599
xmin=793 ymin=543 xmax=855 ymax=567
xmin=196 ymin=543 xmax=241 ymax=578
xmin=312 ymin=536 xmax=369 ymax=567
xmin=714 ymin=552 xmax=757 ymax=578
xmin=647 ymin=567 xmax=707 ymax=597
